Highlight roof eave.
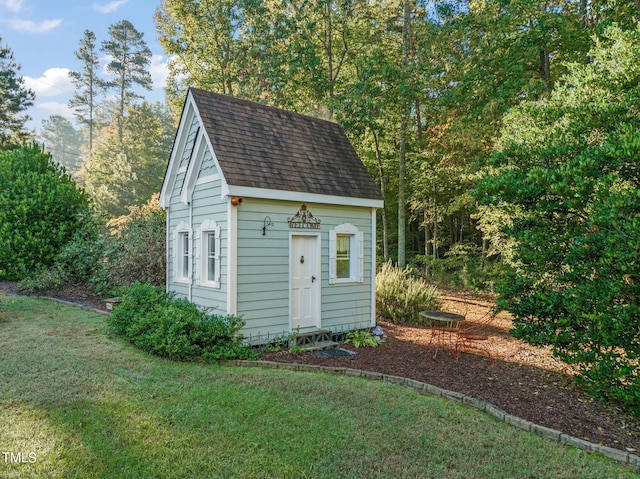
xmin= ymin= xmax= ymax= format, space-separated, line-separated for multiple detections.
xmin=227 ymin=185 xmax=384 ymax=209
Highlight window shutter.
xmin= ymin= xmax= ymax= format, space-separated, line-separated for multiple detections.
xmin=214 ymin=226 xmax=221 ymax=284
xmin=329 ymin=230 xmax=337 ymax=284
xmin=172 ymin=229 xmax=178 ymax=280
xmin=358 ymin=231 xmax=364 ymax=283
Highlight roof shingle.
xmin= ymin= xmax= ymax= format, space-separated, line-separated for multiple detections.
xmin=189 ymin=88 xmax=383 ymax=201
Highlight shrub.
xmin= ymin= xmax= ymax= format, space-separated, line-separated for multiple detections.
xmin=376 ymin=262 xmax=441 ymax=325
xmin=345 ymin=330 xmax=379 ymax=348
xmin=98 ymin=194 xmax=166 ymax=294
xmin=0 ymin=144 xmax=90 ymax=280
xmin=19 ymin=196 xmax=165 ymax=297
xmin=18 ymin=212 xmax=107 ymax=293
xmin=107 ymin=283 xmax=257 ymax=361
xmin=413 ymin=243 xmax=507 ymax=293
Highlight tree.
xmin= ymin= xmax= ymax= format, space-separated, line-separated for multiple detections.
xmin=38 ymin=115 xmax=84 ymax=175
xmin=102 ymin=20 xmax=153 ymax=142
xmin=68 ymin=30 xmax=106 ymax=152
xmin=83 ymin=102 xmax=174 ymax=217
xmin=0 ymin=36 xmax=35 ymax=150
xmin=0 ymin=144 xmax=90 ymax=280
xmin=474 ymin=25 xmax=640 ymax=410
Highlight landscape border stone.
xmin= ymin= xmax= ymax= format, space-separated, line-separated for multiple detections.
xmin=223 ymin=359 xmax=640 ymax=470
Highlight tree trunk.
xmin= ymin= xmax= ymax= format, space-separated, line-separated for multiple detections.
xmin=540 ymin=49 xmax=552 ymax=94
xmin=373 ymin=131 xmax=389 ymax=261
xmin=397 ymin=0 xmax=411 ymax=268
xmin=424 ymin=208 xmax=432 ymax=257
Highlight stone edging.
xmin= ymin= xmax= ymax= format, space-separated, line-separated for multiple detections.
xmin=221 ymin=359 xmax=640 ymax=470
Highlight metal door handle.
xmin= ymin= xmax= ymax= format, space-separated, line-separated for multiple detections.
xmin=312 ymin=276 xmax=316 ymax=282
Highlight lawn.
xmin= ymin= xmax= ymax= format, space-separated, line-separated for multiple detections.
xmin=0 ymin=296 xmax=636 ymax=478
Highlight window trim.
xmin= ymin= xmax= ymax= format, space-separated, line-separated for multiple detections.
xmin=197 ymin=219 xmax=221 ymax=288
xmin=329 ymin=223 xmax=364 ymax=284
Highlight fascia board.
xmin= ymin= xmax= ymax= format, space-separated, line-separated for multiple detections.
xmin=226 ymin=185 xmax=384 ymax=209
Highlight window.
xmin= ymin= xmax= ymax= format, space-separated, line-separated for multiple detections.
xmin=336 ymin=234 xmax=351 ymax=279
xmin=174 ymin=222 xmax=191 ymax=283
xmin=206 ymin=232 xmax=216 ymax=281
xmin=181 ymin=232 xmax=190 ymax=278
xmin=329 ymin=223 xmax=364 ymax=284
xmin=198 ymin=219 xmax=221 ymax=288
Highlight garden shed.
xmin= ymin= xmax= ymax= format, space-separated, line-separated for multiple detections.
xmin=160 ymin=88 xmax=383 ymax=345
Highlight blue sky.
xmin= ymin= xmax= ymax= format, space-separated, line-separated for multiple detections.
xmin=0 ymin=0 xmax=169 ymax=131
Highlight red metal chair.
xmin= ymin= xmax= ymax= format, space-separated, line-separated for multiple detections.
xmin=454 ymin=310 xmax=495 ymax=363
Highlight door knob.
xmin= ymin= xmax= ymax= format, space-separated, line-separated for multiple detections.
xmin=312 ymin=276 xmax=316 ymax=282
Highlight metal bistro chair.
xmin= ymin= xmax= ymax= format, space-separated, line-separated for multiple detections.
xmin=454 ymin=310 xmax=495 ymax=363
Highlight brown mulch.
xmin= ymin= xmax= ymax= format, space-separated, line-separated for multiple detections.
xmin=2 ymin=282 xmax=640 ymax=455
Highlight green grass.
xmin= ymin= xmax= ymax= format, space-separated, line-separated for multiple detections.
xmin=0 ymin=296 xmax=636 ymax=479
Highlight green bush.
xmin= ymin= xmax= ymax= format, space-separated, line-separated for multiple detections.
xmin=413 ymin=243 xmax=507 ymax=293
xmin=19 ymin=196 xmax=165 ymax=297
xmin=0 ymin=144 xmax=90 ymax=280
xmin=107 ymin=283 xmax=257 ymax=361
xmin=18 ymin=212 xmax=107 ymax=293
xmin=97 ymin=194 xmax=166 ymax=295
xmin=345 ymin=330 xmax=379 ymax=348
xmin=376 ymin=262 xmax=441 ymax=325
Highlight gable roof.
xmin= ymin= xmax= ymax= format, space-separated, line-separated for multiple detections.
xmin=187 ymin=88 xmax=383 ymax=202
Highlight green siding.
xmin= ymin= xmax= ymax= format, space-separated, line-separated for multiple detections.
xmin=236 ymin=198 xmax=375 ymax=339
xmin=167 ymin=124 xmax=229 ymax=312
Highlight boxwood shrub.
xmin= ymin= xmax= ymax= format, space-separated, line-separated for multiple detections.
xmin=107 ymin=283 xmax=257 ymax=361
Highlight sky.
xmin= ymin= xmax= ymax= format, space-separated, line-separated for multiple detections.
xmin=0 ymin=0 xmax=170 ymax=132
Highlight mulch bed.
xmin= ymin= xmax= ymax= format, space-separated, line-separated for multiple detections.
xmin=2 ymin=281 xmax=640 ymax=454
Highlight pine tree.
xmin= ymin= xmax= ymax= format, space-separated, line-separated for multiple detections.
xmin=0 ymin=36 xmax=35 ymax=150
xmin=68 ymin=30 xmax=105 ymax=153
xmin=101 ymin=20 xmax=152 ymax=143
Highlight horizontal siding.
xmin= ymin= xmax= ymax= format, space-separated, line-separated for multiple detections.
xmin=166 ymin=142 xmax=229 ymax=313
xmin=236 ymin=198 xmax=374 ymax=337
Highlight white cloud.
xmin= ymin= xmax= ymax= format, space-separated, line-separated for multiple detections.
xmin=0 ymin=0 xmax=24 ymax=13
xmin=7 ymin=18 xmax=62 ymax=33
xmin=92 ymin=0 xmax=128 ymax=14
xmin=150 ymin=54 xmax=170 ymax=89
xmin=24 ymin=68 xmax=73 ymax=97
xmin=35 ymin=100 xmax=74 ymax=121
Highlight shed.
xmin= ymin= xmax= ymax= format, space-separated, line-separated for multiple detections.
xmin=160 ymin=88 xmax=383 ymax=345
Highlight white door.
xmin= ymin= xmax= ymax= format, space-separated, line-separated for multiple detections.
xmin=290 ymin=234 xmax=320 ymax=330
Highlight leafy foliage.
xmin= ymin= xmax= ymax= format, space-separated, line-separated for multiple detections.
xmin=345 ymin=330 xmax=379 ymax=348
xmin=475 ymin=25 xmax=640 ymax=410
xmin=97 ymin=194 xmax=166 ymax=293
xmin=376 ymin=261 xmax=441 ymax=325
xmin=107 ymin=283 xmax=257 ymax=361
xmin=18 ymin=212 xmax=106 ymax=293
xmin=83 ymin=102 xmax=173 ymax=217
xmin=38 ymin=115 xmax=84 ymax=175
xmin=0 ymin=144 xmax=90 ymax=280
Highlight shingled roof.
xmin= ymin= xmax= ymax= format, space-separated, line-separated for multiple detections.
xmin=189 ymin=88 xmax=383 ymax=201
